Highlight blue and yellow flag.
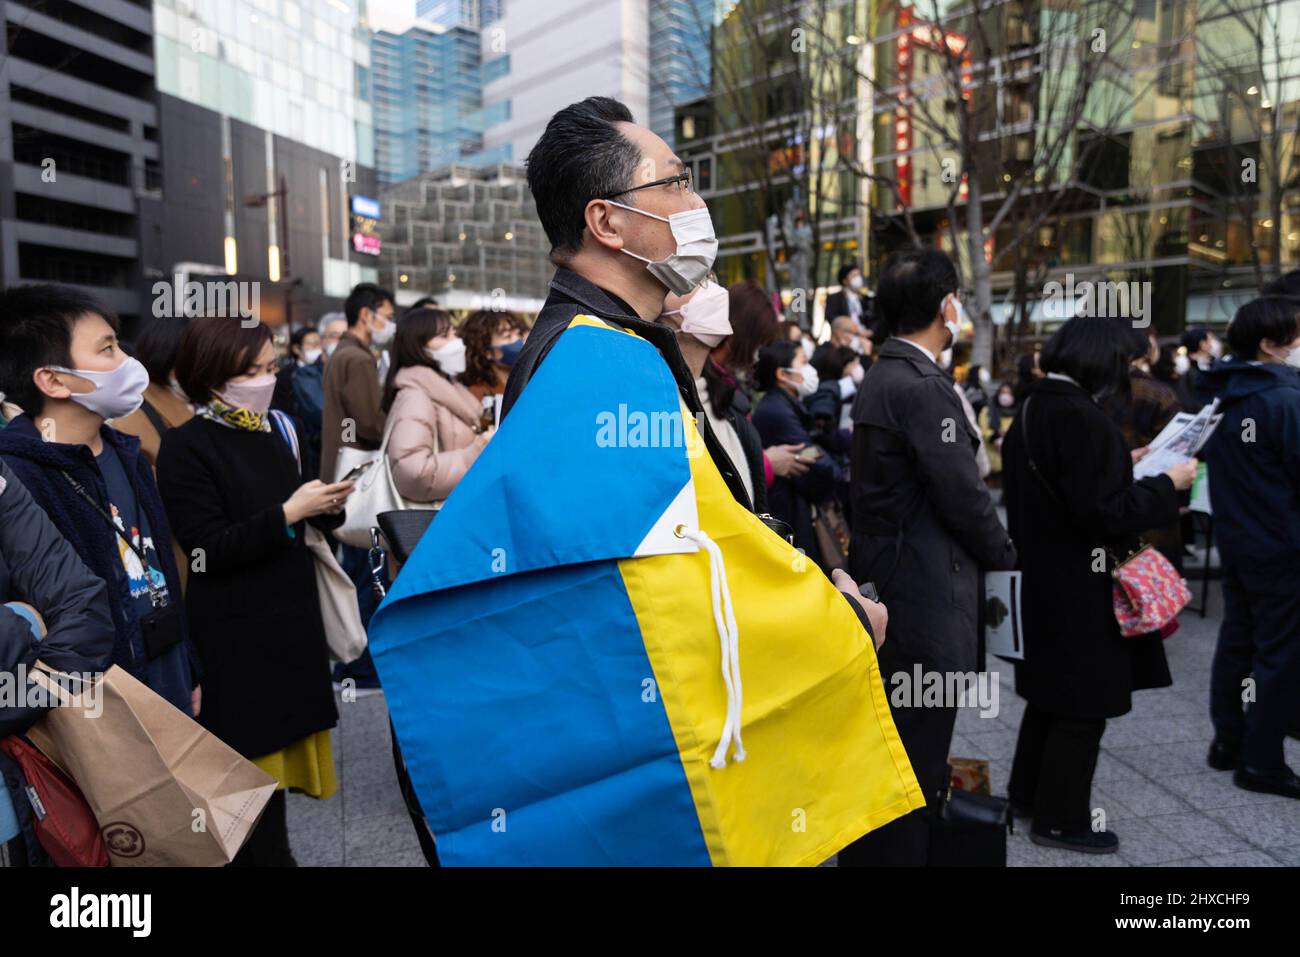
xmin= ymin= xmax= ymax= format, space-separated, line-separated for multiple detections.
xmin=369 ymin=316 xmax=923 ymax=865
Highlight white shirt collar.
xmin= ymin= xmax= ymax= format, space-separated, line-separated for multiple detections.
xmin=1046 ymin=372 xmax=1081 ymax=387
xmin=897 ymin=336 xmax=938 ymax=365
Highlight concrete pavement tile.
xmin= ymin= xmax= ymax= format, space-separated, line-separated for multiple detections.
xmin=343 ymin=810 xmax=424 ymax=865
xmin=1090 ymin=785 xmax=1139 ymax=822
xmin=1204 ymin=801 xmax=1300 ymax=846
xmin=1152 ymin=857 xmax=1208 ymax=866
xmin=343 ymin=777 xmax=408 ymax=823
xmin=1263 ymin=844 xmax=1300 ymax=865
xmin=345 ymin=848 xmax=428 ymax=867
xmin=1103 ymin=817 xmax=1193 ymax=865
xmin=1139 ymin=714 xmax=1215 ymax=746
xmin=1200 ymin=850 xmax=1282 ymax=866
xmin=1109 ymin=741 xmax=1216 ymax=778
xmin=1098 ymin=773 xmax=1194 ymax=817
xmin=959 ymin=727 xmax=1019 ymax=761
xmin=1144 ymin=811 xmax=1253 ymax=857
xmin=1094 ymin=751 xmax=1150 ymax=785
xmin=1164 ymin=771 xmax=1291 ymax=810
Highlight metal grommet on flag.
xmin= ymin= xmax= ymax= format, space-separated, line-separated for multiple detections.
xmin=677 ymin=525 xmax=746 ymax=768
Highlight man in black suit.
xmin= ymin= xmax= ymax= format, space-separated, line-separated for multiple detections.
xmin=839 ymin=248 xmax=1017 ymax=867
xmin=825 ymin=262 xmax=868 ymax=325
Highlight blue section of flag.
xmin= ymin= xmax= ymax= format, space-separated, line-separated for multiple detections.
xmin=377 ymin=321 xmax=690 ymax=607
xmin=374 ymin=558 xmax=710 ymax=866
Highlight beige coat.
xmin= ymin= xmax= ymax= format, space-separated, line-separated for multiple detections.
xmin=386 ymin=365 xmax=486 ymax=504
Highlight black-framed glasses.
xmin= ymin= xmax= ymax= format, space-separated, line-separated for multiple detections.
xmin=599 ymin=167 xmax=694 ymax=200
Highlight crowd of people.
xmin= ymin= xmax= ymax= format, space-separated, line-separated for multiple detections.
xmin=0 ymin=93 xmax=1297 ymax=868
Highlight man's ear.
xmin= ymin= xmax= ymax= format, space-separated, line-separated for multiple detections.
xmin=32 ymin=367 xmax=73 ymax=403
xmin=584 ymin=199 xmax=624 ymax=253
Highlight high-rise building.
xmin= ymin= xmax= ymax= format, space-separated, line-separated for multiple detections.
xmin=148 ymin=0 xmax=381 ymax=322
xmin=480 ymin=0 xmax=650 ymax=162
xmin=417 ymin=0 xmax=503 ymax=29
xmin=648 ymin=0 xmax=714 ymax=148
xmin=0 ymin=0 xmax=164 ymax=325
xmin=379 ymin=162 xmax=549 ymax=309
xmin=371 ymin=22 xmax=494 ymax=188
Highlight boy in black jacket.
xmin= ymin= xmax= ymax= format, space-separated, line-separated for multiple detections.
xmin=0 ymin=285 xmax=198 ymax=721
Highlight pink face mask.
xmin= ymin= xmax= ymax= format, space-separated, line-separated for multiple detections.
xmin=663 ymin=280 xmax=732 ymax=347
xmin=216 ymin=373 xmax=277 ymax=414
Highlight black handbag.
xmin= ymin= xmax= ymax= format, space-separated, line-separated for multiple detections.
xmin=376 ymin=509 xmax=439 ymax=567
xmin=927 ymin=785 xmax=1012 ymax=867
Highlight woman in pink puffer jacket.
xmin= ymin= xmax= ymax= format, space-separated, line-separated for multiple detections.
xmin=381 ymin=307 xmax=494 ymax=505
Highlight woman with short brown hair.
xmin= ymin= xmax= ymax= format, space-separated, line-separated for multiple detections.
xmin=157 ymin=316 xmax=354 ymax=866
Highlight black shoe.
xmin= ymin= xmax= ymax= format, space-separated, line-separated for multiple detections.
xmin=1207 ymin=739 xmax=1240 ymax=771
xmin=1233 ymin=765 xmax=1300 ymax=799
xmin=1030 ymin=827 xmax=1120 ymax=854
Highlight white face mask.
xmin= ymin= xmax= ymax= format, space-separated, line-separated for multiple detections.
xmin=48 ymin=356 xmax=149 ymax=422
xmin=1284 ymin=344 xmax=1300 ymax=369
xmin=939 ymin=348 xmax=954 ymax=369
xmin=1209 ymin=338 xmax=1223 ymax=358
xmin=849 ymin=275 xmax=864 ymax=291
xmin=302 ymin=349 xmax=322 ymax=366
xmin=978 ymin=367 xmax=991 ymax=387
xmin=324 ymin=341 xmax=339 ymax=357
xmin=429 ymin=338 xmax=467 ymax=377
xmin=663 ymin=280 xmax=731 ymax=347
xmin=217 ymin=372 xmax=278 ymax=415
xmin=998 ymin=392 xmax=1015 ymax=408
xmin=786 ymin=364 xmax=819 ymax=398
xmin=371 ymin=313 xmax=396 ymax=346
xmin=1174 ymin=354 xmax=1191 ymax=376
xmin=850 ymin=363 xmax=865 ymax=385
xmin=608 ymin=202 xmax=719 ymax=296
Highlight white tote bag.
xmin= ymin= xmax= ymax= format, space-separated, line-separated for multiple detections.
xmin=268 ymin=412 xmax=368 ymax=664
xmin=335 ymin=417 xmax=438 ymax=549
xmin=304 ymin=524 xmax=367 ymax=663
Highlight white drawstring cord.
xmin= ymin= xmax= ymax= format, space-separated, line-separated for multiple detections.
xmin=676 ymin=525 xmax=746 ymax=767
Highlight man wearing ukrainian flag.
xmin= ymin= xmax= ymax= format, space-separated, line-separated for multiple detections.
xmin=368 ymin=97 xmax=925 ymax=865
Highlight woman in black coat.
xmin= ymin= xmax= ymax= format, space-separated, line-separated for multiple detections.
xmin=157 ymin=318 xmax=355 ymax=866
xmin=751 ymin=340 xmax=836 ymax=570
xmin=1001 ymin=316 xmax=1197 ymax=855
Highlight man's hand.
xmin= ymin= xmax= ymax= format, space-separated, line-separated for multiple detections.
xmin=767 ymin=444 xmax=811 ymax=478
xmin=191 ymin=684 xmax=202 ymax=718
xmin=831 ymin=569 xmax=887 ymax=650
xmin=1131 ymin=446 xmax=1150 ymax=465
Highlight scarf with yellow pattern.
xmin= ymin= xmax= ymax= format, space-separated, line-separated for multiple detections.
xmin=197 ymin=397 xmax=271 ymax=433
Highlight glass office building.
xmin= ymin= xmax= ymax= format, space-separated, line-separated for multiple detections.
xmin=153 ymin=0 xmax=374 ymax=167
xmin=649 ymin=0 xmax=716 ymax=147
xmin=371 ymin=23 xmax=492 ymax=187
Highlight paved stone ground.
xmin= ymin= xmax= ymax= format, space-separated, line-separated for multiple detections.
xmin=288 ymin=580 xmax=1300 ymax=866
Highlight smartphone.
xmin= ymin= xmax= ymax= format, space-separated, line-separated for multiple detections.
xmin=340 ymin=461 xmax=372 ymax=483
xmin=796 ymin=446 xmax=822 ymax=463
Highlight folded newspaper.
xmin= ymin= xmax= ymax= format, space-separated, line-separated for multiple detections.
xmin=1133 ymin=400 xmax=1222 ymax=480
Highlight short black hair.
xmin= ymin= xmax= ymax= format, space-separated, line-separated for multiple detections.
xmin=1039 ymin=316 xmax=1134 ymax=398
xmin=1260 ymin=268 xmax=1300 ymax=299
xmin=526 ymin=96 xmax=640 ymax=258
xmin=1180 ymin=327 xmax=1210 ymax=353
xmin=837 ymin=262 xmax=860 ymax=285
xmin=134 ymin=319 xmax=188 ymax=385
xmin=290 ymin=326 xmax=319 ymax=349
xmin=755 ymin=339 xmax=800 ymax=391
xmin=876 ymin=249 xmax=959 ymax=336
xmin=407 ymin=296 xmax=439 ymax=313
xmin=811 ymin=343 xmax=856 ymax=382
xmin=1226 ymin=296 xmax=1300 ymax=360
xmin=0 ymin=283 xmax=118 ymax=414
xmin=344 ymin=282 xmax=394 ymax=327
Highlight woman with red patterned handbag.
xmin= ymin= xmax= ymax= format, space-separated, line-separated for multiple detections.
xmin=1000 ymin=316 xmax=1197 ymax=856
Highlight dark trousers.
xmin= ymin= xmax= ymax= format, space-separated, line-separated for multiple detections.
xmin=232 ymin=789 xmax=294 ymax=866
xmin=1008 ymin=704 xmax=1105 ymax=833
xmin=1211 ymin=560 xmax=1300 ymax=770
xmin=838 ymin=657 xmax=957 ymax=867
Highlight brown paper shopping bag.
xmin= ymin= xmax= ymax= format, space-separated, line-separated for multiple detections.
xmin=26 ymin=665 xmax=277 ymax=866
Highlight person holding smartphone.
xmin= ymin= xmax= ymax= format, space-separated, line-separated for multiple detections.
xmin=752 ymin=339 xmax=838 ymax=570
xmin=157 ymin=317 xmax=353 ymax=866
